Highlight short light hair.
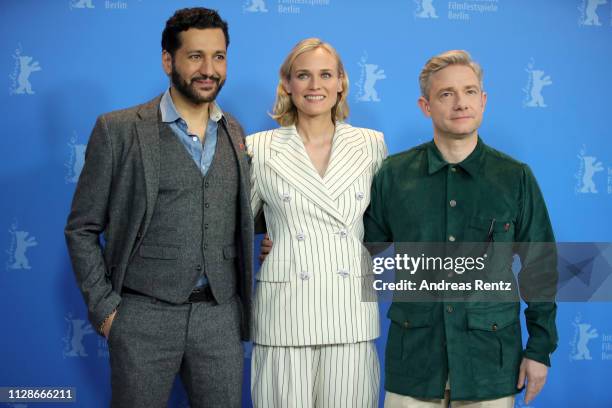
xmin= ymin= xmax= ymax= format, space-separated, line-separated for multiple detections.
xmin=272 ymin=38 xmax=349 ymax=126
xmin=419 ymin=50 xmax=484 ymax=99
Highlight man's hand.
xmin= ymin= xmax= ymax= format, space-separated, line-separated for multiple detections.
xmin=259 ymin=233 xmax=272 ymax=263
xmin=517 ymin=357 xmax=548 ymax=404
xmin=101 ymin=310 xmax=117 ymax=339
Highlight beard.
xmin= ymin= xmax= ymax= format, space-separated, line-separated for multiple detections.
xmin=171 ymin=65 xmax=225 ymax=105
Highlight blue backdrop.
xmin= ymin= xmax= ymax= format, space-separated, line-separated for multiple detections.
xmin=1 ymin=1 xmax=611 ymax=407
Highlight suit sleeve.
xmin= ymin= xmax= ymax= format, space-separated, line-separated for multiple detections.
xmin=373 ymin=130 xmax=388 ymax=174
xmin=364 ymin=161 xmax=392 ymax=245
xmin=515 ymin=164 xmax=558 ymax=366
xmin=246 ymin=134 xmax=264 ymax=222
xmin=64 ymin=115 xmax=121 ymax=333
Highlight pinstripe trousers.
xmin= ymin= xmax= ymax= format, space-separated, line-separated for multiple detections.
xmin=251 ymin=341 xmax=380 ymax=408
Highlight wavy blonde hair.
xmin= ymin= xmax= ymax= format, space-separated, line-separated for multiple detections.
xmin=272 ymin=38 xmax=349 ymax=126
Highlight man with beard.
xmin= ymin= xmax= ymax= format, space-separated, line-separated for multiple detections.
xmin=65 ymin=8 xmax=253 ymax=408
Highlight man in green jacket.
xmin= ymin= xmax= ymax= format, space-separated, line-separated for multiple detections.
xmin=364 ymin=50 xmax=558 ymax=407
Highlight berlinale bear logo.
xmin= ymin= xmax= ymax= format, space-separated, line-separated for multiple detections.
xmin=579 ymin=0 xmax=607 ymax=26
xmin=356 ymin=53 xmax=386 ymax=103
xmin=6 ymin=221 xmax=38 ymax=270
xmin=414 ymin=0 xmax=439 ymax=19
xmin=9 ymin=46 xmax=42 ymax=96
xmin=570 ymin=314 xmax=599 ymax=360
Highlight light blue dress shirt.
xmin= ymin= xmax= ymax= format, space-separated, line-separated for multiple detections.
xmin=160 ymin=88 xmax=223 ymax=176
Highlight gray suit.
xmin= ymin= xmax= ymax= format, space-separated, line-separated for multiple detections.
xmin=65 ymin=95 xmax=253 ymax=407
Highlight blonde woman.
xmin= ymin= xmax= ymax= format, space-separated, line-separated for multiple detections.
xmin=246 ymin=38 xmax=387 ymax=407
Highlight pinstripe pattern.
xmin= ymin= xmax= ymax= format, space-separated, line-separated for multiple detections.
xmin=252 ymin=342 xmax=380 ymax=408
xmin=246 ymin=123 xmax=388 ymax=346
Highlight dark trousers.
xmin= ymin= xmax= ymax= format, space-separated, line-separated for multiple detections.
xmin=107 ymin=292 xmax=244 ymax=408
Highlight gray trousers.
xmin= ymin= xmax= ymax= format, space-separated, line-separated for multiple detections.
xmin=107 ymin=292 xmax=244 ymax=408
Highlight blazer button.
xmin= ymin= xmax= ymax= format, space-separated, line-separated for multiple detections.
xmin=196 ymin=264 xmax=202 ymax=271
xmin=446 ymin=305 xmax=454 ymax=313
xmin=492 ymin=323 xmax=498 ymax=331
xmin=205 ymin=182 xmax=210 ymax=188
xmin=403 ymin=321 xmax=410 ymax=329
xmin=205 ymin=203 xmax=210 ymax=208
xmin=136 ymin=232 xmax=142 ymax=239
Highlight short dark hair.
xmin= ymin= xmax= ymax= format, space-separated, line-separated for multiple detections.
xmin=161 ymin=8 xmax=229 ymax=56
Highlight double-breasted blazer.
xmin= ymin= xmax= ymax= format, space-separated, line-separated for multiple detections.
xmin=246 ymin=123 xmax=387 ymax=346
xmin=64 ymin=95 xmax=253 ymax=340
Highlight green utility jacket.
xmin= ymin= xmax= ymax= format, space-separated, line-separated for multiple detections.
xmin=364 ymin=138 xmax=558 ymax=401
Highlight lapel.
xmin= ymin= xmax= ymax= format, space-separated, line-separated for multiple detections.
xmin=266 ymin=123 xmax=371 ymax=225
xmin=324 ymin=123 xmax=372 ymax=200
xmin=135 ymin=96 xmax=162 ymax=232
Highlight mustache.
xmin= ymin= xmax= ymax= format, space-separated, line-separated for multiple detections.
xmin=190 ymin=75 xmax=221 ymax=84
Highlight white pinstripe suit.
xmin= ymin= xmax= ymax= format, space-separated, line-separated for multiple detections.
xmin=246 ymin=123 xmax=387 ymax=407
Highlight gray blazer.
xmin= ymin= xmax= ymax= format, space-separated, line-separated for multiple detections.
xmin=65 ymin=95 xmax=253 ymax=340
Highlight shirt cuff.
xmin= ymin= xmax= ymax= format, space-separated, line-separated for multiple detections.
xmin=523 ymin=349 xmax=551 ymax=367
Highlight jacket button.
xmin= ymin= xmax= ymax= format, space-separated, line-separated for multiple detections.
xmin=205 ymin=182 xmax=209 ymax=188
xmin=492 ymin=323 xmax=498 ymax=331
xmin=196 ymin=264 xmax=202 ymax=271
xmin=136 ymin=232 xmax=142 ymax=239
xmin=204 ymin=224 xmax=209 ymax=230
xmin=446 ymin=305 xmax=454 ymax=313
xmin=205 ymin=203 xmax=210 ymax=208
xmin=403 ymin=321 xmax=410 ymax=329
